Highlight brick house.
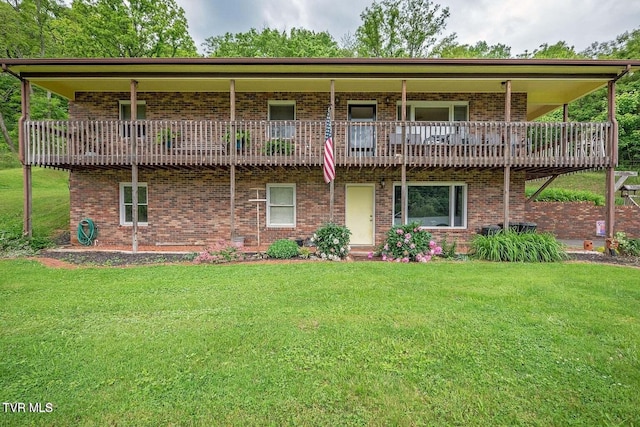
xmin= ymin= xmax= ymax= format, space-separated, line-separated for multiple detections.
xmin=3 ymin=58 xmax=638 ymax=251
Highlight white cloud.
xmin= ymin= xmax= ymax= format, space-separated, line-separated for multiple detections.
xmin=177 ymin=0 xmax=640 ymax=55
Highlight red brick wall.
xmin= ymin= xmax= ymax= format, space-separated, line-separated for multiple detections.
xmin=526 ymin=202 xmax=640 ymax=239
xmin=69 ymin=167 xmax=526 ymax=248
xmin=70 ymin=92 xmax=527 ymax=122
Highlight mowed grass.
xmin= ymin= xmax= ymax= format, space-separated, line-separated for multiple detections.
xmin=1 ymin=260 xmax=639 ymax=426
xmin=526 ymin=170 xmax=640 ymax=198
xmin=0 ymin=167 xmax=69 ymax=238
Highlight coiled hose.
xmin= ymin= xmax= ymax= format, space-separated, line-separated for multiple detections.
xmin=77 ymin=218 xmax=97 ymax=246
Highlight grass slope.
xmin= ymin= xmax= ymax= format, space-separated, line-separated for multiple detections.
xmin=0 ymin=167 xmax=69 ymax=238
xmin=1 ymin=260 xmax=639 ymax=426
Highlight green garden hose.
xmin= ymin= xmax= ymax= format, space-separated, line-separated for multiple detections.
xmin=77 ymin=218 xmax=97 ymax=246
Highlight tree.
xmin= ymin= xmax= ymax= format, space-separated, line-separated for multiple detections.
xmin=355 ymin=0 xmax=452 ymax=57
xmin=204 ymin=27 xmax=348 ymax=58
xmin=54 ymin=0 xmax=198 ymax=58
xmin=521 ymin=41 xmax=584 ymax=59
xmin=436 ymin=40 xmax=511 ymax=59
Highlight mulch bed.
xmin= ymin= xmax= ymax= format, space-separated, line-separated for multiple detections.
xmin=36 ymin=249 xmax=640 ymax=268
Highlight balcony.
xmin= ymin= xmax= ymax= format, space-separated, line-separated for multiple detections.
xmin=24 ymin=120 xmax=613 ymax=174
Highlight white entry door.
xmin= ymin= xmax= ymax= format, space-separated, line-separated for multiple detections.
xmin=345 ymin=184 xmax=375 ymax=246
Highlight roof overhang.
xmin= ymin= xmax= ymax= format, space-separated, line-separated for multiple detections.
xmin=3 ymin=57 xmax=639 ymax=120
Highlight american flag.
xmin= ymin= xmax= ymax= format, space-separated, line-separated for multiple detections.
xmin=323 ymin=106 xmax=335 ymax=183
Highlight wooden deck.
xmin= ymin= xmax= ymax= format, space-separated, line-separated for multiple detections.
xmin=25 ymin=120 xmax=614 ymax=176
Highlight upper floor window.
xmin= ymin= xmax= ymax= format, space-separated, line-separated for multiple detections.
xmin=397 ymin=102 xmax=468 ymax=122
xmin=119 ymin=100 xmax=146 ymax=137
xmin=268 ymin=101 xmax=296 ymax=139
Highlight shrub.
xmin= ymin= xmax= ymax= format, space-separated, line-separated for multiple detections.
xmin=615 ymin=232 xmax=640 ymax=257
xmin=311 ymin=223 xmax=351 ymax=261
xmin=193 ymin=241 xmax=241 ymax=264
xmin=266 ymin=239 xmax=300 ymax=259
xmin=379 ymin=222 xmax=442 ymax=262
xmin=470 ymin=230 xmax=568 ymax=262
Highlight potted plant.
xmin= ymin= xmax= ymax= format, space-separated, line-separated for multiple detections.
xmin=263 ymin=139 xmax=294 ymax=155
xmin=156 ymin=128 xmax=178 ymax=149
xmin=224 ymin=130 xmax=251 ymax=151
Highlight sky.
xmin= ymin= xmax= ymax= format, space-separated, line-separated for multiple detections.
xmin=176 ymin=0 xmax=640 ymax=56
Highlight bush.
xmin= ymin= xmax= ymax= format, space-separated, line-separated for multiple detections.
xmin=615 ymin=232 xmax=640 ymax=257
xmin=311 ymin=223 xmax=351 ymax=261
xmin=470 ymin=230 xmax=568 ymax=262
xmin=379 ymin=222 xmax=441 ymax=262
xmin=193 ymin=241 xmax=241 ymax=264
xmin=266 ymin=239 xmax=300 ymax=259
xmin=525 ymin=188 xmax=605 ymax=206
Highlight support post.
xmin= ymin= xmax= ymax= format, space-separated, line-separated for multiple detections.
xmin=20 ymin=79 xmax=32 ymax=237
xmin=230 ymin=80 xmax=236 ymax=239
xmin=503 ymin=166 xmax=510 ymax=231
xmin=401 ymin=80 xmax=408 ymax=225
xmin=230 ymin=165 xmax=236 ymax=239
xmin=330 ymin=80 xmax=335 ymax=222
xmin=130 ymin=80 xmax=138 ymax=253
xmin=503 ymin=80 xmax=512 ymax=229
xmin=605 ymin=80 xmax=617 ymax=241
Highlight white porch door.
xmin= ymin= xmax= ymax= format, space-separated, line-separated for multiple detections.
xmin=345 ymin=184 xmax=375 ymax=246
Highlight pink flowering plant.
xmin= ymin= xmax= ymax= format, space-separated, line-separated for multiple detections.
xmin=193 ymin=240 xmax=241 ymax=264
xmin=379 ymin=222 xmax=442 ymax=262
xmin=310 ymin=222 xmax=351 ymax=261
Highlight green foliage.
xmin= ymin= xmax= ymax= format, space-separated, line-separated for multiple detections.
xmin=311 ymin=223 xmax=351 ymax=261
xmin=355 ymin=0 xmax=452 ymax=57
xmin=379 ymin=222 xmax=441 ymax=262
xmin=55 ymin=0 xmax=198 ymax=58
xmin=263 ymin=139 xmax=294 ymax=156
xmin=205 ymin=27 xmax=348 ymax=57
xmin=615 ymin=232 xmax=640 ymax=257
xmin=0 ymin=213 xmax=53 ymax=257
xmin=525 ymin=187 xmax=605 ymax=205
xmin=470 ymin=231 xmax=568 ymax=262
xmin=438 ymin=235 xmax=458 ymax=259
xmin=193 ymin=241 xmax=241 ymax=264
xmin=436 ymin=40 xmax=511 ymax=58
xmin=266 ymin=239 xmax=300 ymax=259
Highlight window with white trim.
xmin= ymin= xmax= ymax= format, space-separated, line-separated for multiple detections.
xmin=267 ymin=184 xmax=296 ymax=227
xmin=397 ymin=101 xmax=468 ymax=122
xmin=268 ymin=101 xmax=296 ymax=139
xmin=393 ymin=183 xmax=467 ymax=228
xmin=119 ymin=100 xmax=147 ymax=137
xmin=120 ymin=183 xmax=148 ymax=225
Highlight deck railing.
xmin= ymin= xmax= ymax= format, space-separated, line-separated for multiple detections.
xmin=25 ymin=120 xmax=613 ymax=169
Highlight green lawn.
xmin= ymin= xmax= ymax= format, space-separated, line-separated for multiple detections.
xmin=0 ymin=167 xmax=69 ymax=238
xmin=1 ymin=260 xmax=639 ymax=426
